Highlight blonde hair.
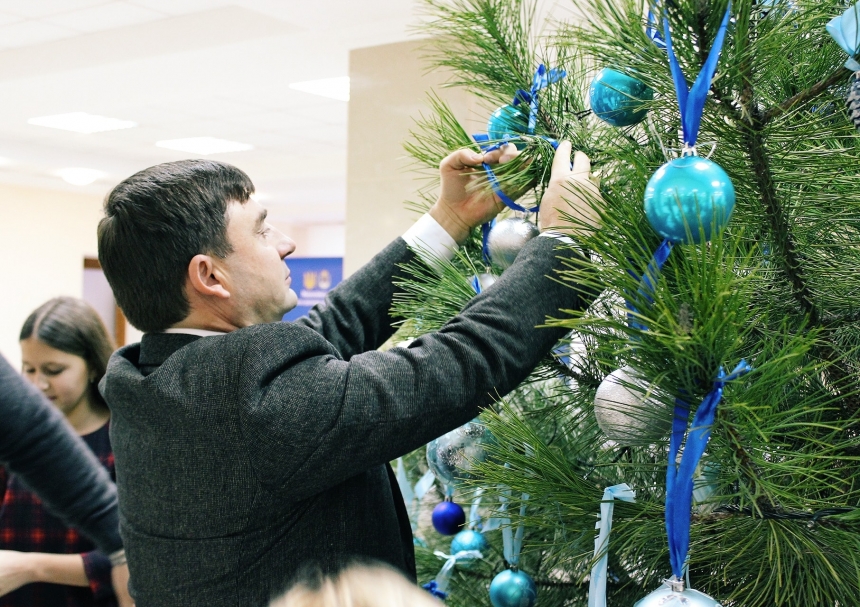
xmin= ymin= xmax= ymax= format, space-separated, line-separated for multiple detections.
xmin=273 ymin=565 xmax=441 ymax=607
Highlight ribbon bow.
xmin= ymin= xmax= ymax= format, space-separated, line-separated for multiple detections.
xmin=827 ymin=2 xmax=860 ymax=72
xmin=512 ymin=64 xmax=567 ymax=133
xmin=664 ymin=3 xmax=732 ymax=148
xmin=421 ymin=550 xmax=484 ymax=599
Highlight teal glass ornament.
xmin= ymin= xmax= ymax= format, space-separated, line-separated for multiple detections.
xmin=589 ymin=68 xmax=654 ymax=127
xmin=643 ymin=156 xmax=736 ymax=244
xmin=487 ymin=104 xmax=529 ymax=148
xmin=450 ymin=529 xmax=487 ymax=569
xmin=489 ymin=569 xmax=537 ymax=607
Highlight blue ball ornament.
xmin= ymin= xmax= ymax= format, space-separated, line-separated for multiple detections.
xmin=450 ymin=529 xmax=488 ymax=569
xmin=489 ymin=569 xmax=537 ymax=607
xmin=589 ymin=68 xmax=654 ymax=127
xmin=432 ymin=500 xmax=466 ymax=536
xmin=487 ymin=104 xmax=530 ymax=148
xmin=643 ymin=156 xmax=736 ymax=244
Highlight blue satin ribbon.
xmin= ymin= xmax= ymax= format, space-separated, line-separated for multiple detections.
xmin=422 ymin=580 xmax=448 ymax=600
xmin=665 ymin=360 xmax=751 ymax=578
xmin=663 ymin=3 xmax=732 ymax=147
xmin=647 ymin=2 xmax=666 ymax=49
xmin=512 ymin=64 xmax=567 ymax=133
xmin=626 ymin=239 xmax=674 ymax=332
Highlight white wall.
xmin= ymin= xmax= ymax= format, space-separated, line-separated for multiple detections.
xmin=0 ymin=183 xmax=104 ymax=369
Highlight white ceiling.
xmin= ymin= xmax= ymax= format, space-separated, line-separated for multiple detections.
xmin=0 ymin=0 xmax=422 ymax=226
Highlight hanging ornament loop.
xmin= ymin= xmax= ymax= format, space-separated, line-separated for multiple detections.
xmin=665 ymin=360 xmax=751 ymax=579
xmin=663 ymin=3 xmax=732 ymax=148
xmin=512 ymin=64 xmax=567 ymax=133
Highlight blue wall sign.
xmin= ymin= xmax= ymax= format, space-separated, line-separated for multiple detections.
xmin=282 ymin=257 xmax=344 ymax=322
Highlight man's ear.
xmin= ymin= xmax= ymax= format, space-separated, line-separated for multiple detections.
xmin=187 ymin=254 xmax=231 ymax=300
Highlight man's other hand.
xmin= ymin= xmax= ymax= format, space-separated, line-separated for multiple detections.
xmin=430 ymin=144 xmax=519 ymax=244
xmin=538 ymin=140 xmax=601 ymax=236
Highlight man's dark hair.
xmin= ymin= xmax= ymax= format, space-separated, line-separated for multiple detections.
xmin=98 ymin=159 xmax=254 ymax=333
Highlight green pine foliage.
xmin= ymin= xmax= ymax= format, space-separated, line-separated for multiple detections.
xmin=394 ymin=0 xmax=860 ymax=605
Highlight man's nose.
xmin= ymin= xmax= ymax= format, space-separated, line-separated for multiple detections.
xmin=278 ymin=233 xmax=297 ymax=259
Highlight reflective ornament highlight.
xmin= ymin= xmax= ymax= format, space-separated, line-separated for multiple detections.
xmin=487 ymin=104 xmax=530 ymax=148
xmin=644 ymin=156 xmax=736 ymax=244
xmin=487 ymin=218 xmax=539 ymax=269
xmin=589 ymin=68 xmax=654 ymax=127
xmin=426 ymin=419 xmax=496 ymax=486
xmin=489 ymin=569 xmax=537 ymax=607
xmin=470 ymin=273 xmax=498 ymax=294
xmin=450 ymin=529 xmax=488 ymax=569
xmin=634 ymin=582 xmax=722 ymax=607
xmin=593 ymin=366 xmax=672 ymax=445
xmin=432 ymin=500 xmax=466 ymax=536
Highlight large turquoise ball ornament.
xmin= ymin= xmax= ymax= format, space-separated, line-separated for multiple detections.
xmin=643 ymin=156 xmax=736 ymax=244
xmin=489 ymin=569 xmax=537 ymax=607
xmin=589 ymin=68 xmax=654 ymax=127
xmin=451 ymin=529 xmax=488 ymax=569
xmin=487 ymin=104 xmax=530 ymax=147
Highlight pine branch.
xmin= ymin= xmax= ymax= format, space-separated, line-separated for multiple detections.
xmin=762 ymin=66 xmax=854 ymax=124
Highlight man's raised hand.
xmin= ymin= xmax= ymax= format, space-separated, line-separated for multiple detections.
xmin=429 ymin=144 xmax=519 ymax=244
xmin=538 ymin=140 xmax=601 ymax=236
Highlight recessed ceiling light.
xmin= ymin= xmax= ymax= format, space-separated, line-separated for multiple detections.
xmin=29 ymin=112 xmax=137 ymax=134
xmin=250 ymin=191 xmax=270 ymax=202
xmin=155 ymin=137 xmax=254 ymax=155
xmin=289 ymin=76 xmax=350 ymax=101
xmin=56 ymin=167 xmax=106 ymax=186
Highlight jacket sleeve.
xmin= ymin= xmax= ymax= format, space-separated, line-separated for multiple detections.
xmin=81 ymin=550 xmax=116 ymax=600
xmin=241 ymin=235 xmax=594 ymax=501
xmin=0 ymin=354 xmax=123 ymax=554
xmin=295 ymin=239 xmax=415 ymax=360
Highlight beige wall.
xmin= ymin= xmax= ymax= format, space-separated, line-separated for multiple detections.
xmin=345 ymin=40 xmax=482 ymax=276
xmin=0 ymin=183 xmax=104 ymax=369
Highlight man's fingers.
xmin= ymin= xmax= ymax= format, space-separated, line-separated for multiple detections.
xmin=551 ymin=140 xmax=573 ymax=178
xmin=572 ymin=150 xmax=591 ymax=176
xmin=442 ymin=148 xmax=484 ymax=171
xmin=497 ymin=143 xmax=520 ymax=164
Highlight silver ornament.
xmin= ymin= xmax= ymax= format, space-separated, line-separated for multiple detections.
xmin=470 ymin=273 xmax=498 ymax=293
xmin=634 ymin=580 xmax=722 ymax=607
xmin=593 ymin=366 xmax=672 ymax=445
xmin=487 ymin=218 xmax=539 ymax=269
xmin=426 ymin=419 xmax=495 ymax=487
xmin=848 ymin=73 xmax=860 ymax=132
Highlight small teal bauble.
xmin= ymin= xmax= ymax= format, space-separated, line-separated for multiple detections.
xmin=451 ymin=529 xmax=488 ymax=569
xmin=487 ymin=104 xmax=530 ymax=148
xmin=589 ymin=68 xmax=654 ymax=127
xmin=432 ymin=500 xmax=466 ymax=535
xmin=489 ymin=569 xmax=537 ymax=607
xmin=634 ymin=584 xmax=722 ymax=607
xmin=643 ymin=156 xmax=736 ymax=244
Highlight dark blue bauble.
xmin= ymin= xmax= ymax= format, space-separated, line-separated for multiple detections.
xmin=589 ymin=68 xmax=654 ymax=127
xmin=450 ymin=529 xmax=488 ymax=569
xmin=643 ymin=156 xmax=736 ymax=244
xmin=489 ymin=569 xmax=537 ymax=607
xmin=487 ymin=104 xmax=530 ymax=148
xmin=432 ymin=501 xmax=466 ymax=536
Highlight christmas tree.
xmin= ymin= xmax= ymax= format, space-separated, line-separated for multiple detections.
xmin=393 ymin=0 xmax=860 ymax=606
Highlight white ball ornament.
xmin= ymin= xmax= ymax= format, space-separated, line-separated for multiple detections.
xmin=593 ymin=366 xmax=672 ymax=445
xmin=487 ymin=218 xmax=539 ymax=269
xmin=634 ymin=581 xmax=722 ymax=607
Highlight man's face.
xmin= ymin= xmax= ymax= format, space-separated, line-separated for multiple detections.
xmin=219 ymin=198 xmax=298 ymax=326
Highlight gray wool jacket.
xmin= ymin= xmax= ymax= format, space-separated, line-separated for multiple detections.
xmin=0 ymin=353 xmax=122 ymax=555
xmin=100 ymin=234 xmax=592 ymax=607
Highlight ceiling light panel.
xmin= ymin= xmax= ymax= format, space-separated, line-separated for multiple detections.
xmin=155 ymin=137 xmax=253 ymax=155
xmin=56 ymin=167 xmax=105 ymax=186
xmin=289 ymin=77 xmax=350 ymax=102
xmin=28 ymin=112 xmax=138 ymax=134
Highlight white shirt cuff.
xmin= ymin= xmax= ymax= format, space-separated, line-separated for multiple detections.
xmin=402 ymin=213 xmax=459 ymax=266
xmin=538 ymin=231 xmax=575 ymax=245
